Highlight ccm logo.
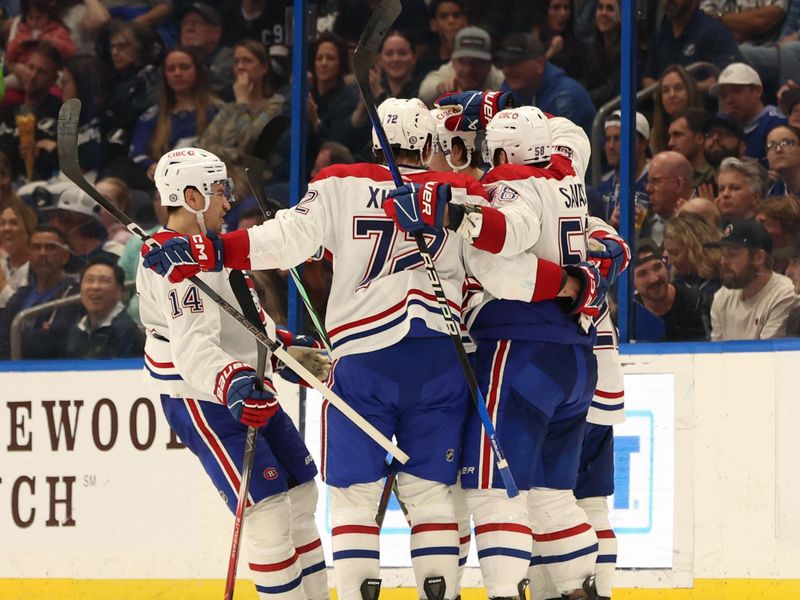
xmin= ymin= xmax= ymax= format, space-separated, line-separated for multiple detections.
xmin=191 ymin=234 xmax=208 ymax=261
xmin=421 ymin=182 xmax=435 ymax=216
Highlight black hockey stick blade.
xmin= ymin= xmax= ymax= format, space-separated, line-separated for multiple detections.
xmin=354 ymin=0 xmax=401 ymax=68
xmin=58 ymin=99 xmax=151 ymax=240
xmin=247 ymin=114 xmax=290 ymax=160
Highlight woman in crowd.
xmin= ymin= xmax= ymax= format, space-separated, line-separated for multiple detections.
xmin=307 ymin=32 xmax=359 ymax=149
xmin=0 ymin=201 xmax=37 ymax=309
xmin=582 ymin=0 xmax=621 ymax=108
xmin=650 ymin=65 xmax=701 ymax=154
xmin=60 ymin=54 xmax=109 ymax=177
xmin=756 ymin=195 xmax=800 ymax=272
xmin=98 ymin=19 xmax=163 ymax=164
xmin=199 ymin=40 xmax=285 ymax=173
xmin=130 ymin=46 xmax=220 ymax=179
xmin=532 ymin=0 xmax=586 ymax=81
xmin=716 ymin=157 xmax=766 ymax=223
xmin=663 ymin=211 xmax=722 ymax=335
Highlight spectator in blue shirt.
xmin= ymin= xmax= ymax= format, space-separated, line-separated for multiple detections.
xmin=710 ymin=62 xmax=787 ymax=163
xmin=765 ymin=123 xmax=800 ymax=196
xmin=496 ymin=32 xmax=596 ymax=134
xmin=642 ymin=0 xmax=742 ymax=88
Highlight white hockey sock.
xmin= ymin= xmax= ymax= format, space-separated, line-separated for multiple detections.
xmin=528 ymin=488 xmax=597 ymax=595
xmin=245 ymin=494 xmax=305 ymax=600
xmin=577 ymin=496 xmax=616 ymax=598
xmin=397 ymin=473 xmax=460 ymax=599
xmin=465 ymin=488 xmax=531 ymax=599
xmin=330 ymin=481 xmax=383 ymax=600
xmin=289 ymin=480 xmax=329 ymax=600
xmin=452 ymin=482 xmax=471 ymax=597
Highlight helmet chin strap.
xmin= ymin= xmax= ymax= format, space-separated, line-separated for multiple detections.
xmin=445 ymin=149 xmax=471 ymax=172
xmin=183 ymin=190 xmax=211 ymax=234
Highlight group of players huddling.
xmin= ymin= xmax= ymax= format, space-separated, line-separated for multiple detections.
xmin=138 ymin=88 xmax=631 ymax=600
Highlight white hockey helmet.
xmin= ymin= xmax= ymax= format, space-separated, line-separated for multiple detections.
xmin=431 ymin=106 xmax=478 ymax=171
xmin=372 ymin=98 xmax=436 ymax=161
xmin=548 ymin=116 xmax=591 ymax=178
xmin=154 ymin=147 xmax=232 ymax=214
xmin=485 ymin=106 xmax=552 ymax=166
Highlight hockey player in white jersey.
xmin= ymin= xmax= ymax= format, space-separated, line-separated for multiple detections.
xmin=385 ymin=97 xmax=615 ymax=599
xmin=143 ymin=98 xmax=489 ymax=600
xmin=136 ymin=148 xmax=330 ymax=600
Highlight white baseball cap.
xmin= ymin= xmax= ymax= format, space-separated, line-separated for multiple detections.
xmin=709 ymin=62 xmax=762 ymax=96
xmin=605 ymin=110 xmax=650 ymax=141
xmin=50 ymin=186 xmax=102 ymax=219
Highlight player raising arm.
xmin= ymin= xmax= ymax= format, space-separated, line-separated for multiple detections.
xmin=137 ymin=148 xmax=329 ymax=600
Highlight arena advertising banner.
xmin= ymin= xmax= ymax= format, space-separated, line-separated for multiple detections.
xmin=0 ymin=362 xmax=673 ymax=577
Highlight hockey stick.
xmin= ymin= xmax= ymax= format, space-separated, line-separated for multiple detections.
xmin=57 ymin=98 xmax=409 ymax=465
xmin=353 ymin=0 xmax=518 ymax=497
xmin=242 ymin=117 xmax=332 ymax=352
xmin=224 ymin=270 xmax=270 ymax=600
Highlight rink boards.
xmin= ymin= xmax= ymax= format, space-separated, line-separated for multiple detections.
xmin=1 ymin=342 xmax=799 ymax=597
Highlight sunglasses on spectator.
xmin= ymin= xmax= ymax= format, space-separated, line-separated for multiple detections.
xmin=766 ymin=138 xmax=798 ymax=152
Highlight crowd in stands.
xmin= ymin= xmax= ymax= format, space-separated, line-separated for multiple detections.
xmin=4 ymin=0 xmax=800 ymax=359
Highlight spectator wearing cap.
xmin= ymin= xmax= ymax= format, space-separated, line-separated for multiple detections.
xmin=642 ymin=151 xmax=695 ymax=246
xmin=632 ymin=239 xmax=709 ymax=341
xmin=220 ymin=0 xmax=288 ymax=48
xmin=0 ymin=200 xmax=37 ymax=308
xmin=765 ymin=123 xmax=800 ymax=196
xmin=418 ymin=26 xmax=505 ymax=107
xmin=703 ymin=114 xmax=747 ymax=173
xmin=755 ymin=194 xmax=800 ymax=271
xmin=497 ymin=32 xmax=596 ymax=134
xmin=668 ymin=107 xmax=716 ymax=192
xmin=716 ymin=156 xmax=765 ymax=223
xmin=701 ymin=0 xmax=787 ymax=45
xmin=63 ymin=258 xmax=144 ymax=359
xmin=180 ymin=3 xmax=234 ymax=101
xmin=0 ymin=226 xmax=81 ymax=359
xmin=43 ymin=187 xmax=123 ymax=275
xmin=591 ymin=110 xmax=650 ymax=225
xmin=711 ymin=62 xmax=787 ymax=163
xmin=706 ymin=218 xmax=800 ymax=340
xmin=415 ymin=0 xmax=469 ymax=76
xmin=641 ymin=0 xmax=742 ymax=87
xmin=0 ymin=41 xmax=62 ymax=183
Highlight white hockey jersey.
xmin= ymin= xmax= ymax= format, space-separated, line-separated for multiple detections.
xmin=137 ymin=230 xmax=277 ymax=402
xmin=233 ymin=163 xmax=489 ymax=358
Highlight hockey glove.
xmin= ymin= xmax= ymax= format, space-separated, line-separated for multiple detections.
xmin=434 ymin=90 xmax=514 ymax=131
xmin=564 ymin=261 xmax=608 ymax=317
xmin=275 ymin=331 xmax=331 ymax=384
xmin=384 ymin=182 xmax=451 ymax=233
xmin=216 ymin=362 xmax=279 ymax=428
xmin=143 ymin=230 xmax=224 ymax=283
xmin=588 ymin=232 xmax=631 ymax=286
